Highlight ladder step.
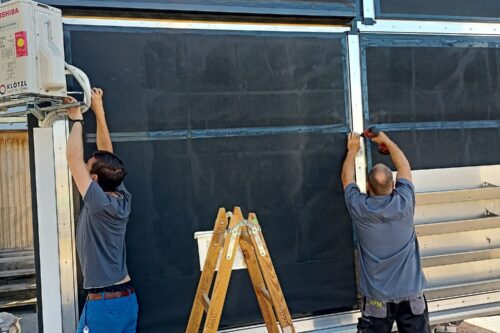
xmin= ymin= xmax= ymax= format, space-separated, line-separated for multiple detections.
xmin=416 ymin=216 xmax=500 ymax=236
xmin=201 ymin=292 xmax=210 ymax=314
xmin=422 ymin=248 xmax=500 ymax=267
xmin=416 ymin=185 xmax=500 ymax=205
xmin=0 ymin=268 xmax=35 ymax=278
xmin=259 ymin=285 xmax=271 ymax=303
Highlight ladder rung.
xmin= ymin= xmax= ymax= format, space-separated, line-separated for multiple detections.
xmin=259 ymin=285 xmax=271 ymax=303
xmin=201 ymin=292 xmax=211 ymax=313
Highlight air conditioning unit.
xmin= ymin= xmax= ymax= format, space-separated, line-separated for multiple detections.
xmin=0 ymin=0 xmax=66 ymax=100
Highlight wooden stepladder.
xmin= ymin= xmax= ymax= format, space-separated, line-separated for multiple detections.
xmin=186 ymin=207 xmax=296 ymax=333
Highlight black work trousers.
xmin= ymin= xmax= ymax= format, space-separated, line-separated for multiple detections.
xmin=357 ymin=297 xmax=431 ymax=333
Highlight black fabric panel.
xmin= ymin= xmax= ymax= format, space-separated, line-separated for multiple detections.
xmin=378 ymin=0 xmax=500 ymax=20
xmin=105 ymin=135 xmax=355 ymax=332
xmin=68 ymin=28 xmax=347 ymax=132
xmin=69 ymin=25 xmax=356 ymax=332
xmin=366 ymin=46 xmax=500 ymax=124
xmin=370 ymin=128 xmax=500 ymax=170
xmin=46 ymin=0 xmax=356 ymax=18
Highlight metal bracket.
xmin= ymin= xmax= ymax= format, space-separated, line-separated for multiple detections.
xmin=226 ymin=220 xmax=246 ymax=260
xmin=246 ymin=219 xmax=266 ymax=257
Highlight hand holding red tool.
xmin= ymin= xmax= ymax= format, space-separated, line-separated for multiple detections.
xmin=361 ymin=126 xmax=389 ymax=155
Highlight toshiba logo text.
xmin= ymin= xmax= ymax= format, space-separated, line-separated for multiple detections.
xmin=0 ymin=8 xmax=19 ymax=19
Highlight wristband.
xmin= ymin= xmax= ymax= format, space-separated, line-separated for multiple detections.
xmin=72 ymin=119 xmax=84 ymax=126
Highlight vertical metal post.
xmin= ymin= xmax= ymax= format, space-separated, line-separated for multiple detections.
xmin=33 ymin=127 xmax=63 ymax=333
xmin=33 ymin=119 xmax=79 ymax=333
xmin=52 ymin=119 xmax=79 ymax=332
xmin=347 ymin=34 xmax=367 ymax=192
xmin=363 ymin=0 xmax=376 ymax=21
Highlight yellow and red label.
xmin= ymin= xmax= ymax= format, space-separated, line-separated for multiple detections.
xmin=15 ymin=31 xmax=27 ymax=57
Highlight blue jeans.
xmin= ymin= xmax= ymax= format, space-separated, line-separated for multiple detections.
xmin=76 ymin=293 xmax=138 ymax=333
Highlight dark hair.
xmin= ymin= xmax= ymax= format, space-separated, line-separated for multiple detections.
xmin=367 ymin=164 xmax=393 ymax=195
xmin=89 ymin=150 xmax=127 ymax=192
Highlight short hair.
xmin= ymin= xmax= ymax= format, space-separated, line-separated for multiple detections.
xmin=89 ymin=150 xmax=127 ymax=192
xmin=368 ymin=164 xmax=393 ymax=195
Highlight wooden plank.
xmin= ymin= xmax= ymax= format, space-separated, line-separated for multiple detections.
xmin=240 ymin=228 xmax=279 ymax=333
xmin=0 ymin=268 xmax=35 ymax=278
xmin=248 ymin=212 xmax=296 ymax=333
xmin=0 ymin=256 xmax=34 ymax=264
xmin=186 ymin=208 xmax=228 ymax=333
xmin=202 ymin=207 xmax=243 ymax=333
xmin=0 ymin=297 xmax=36 ymax=309
xmin=0 ymin=282 xmax=36 ymax=293
xmin=0 ymin=247 xmax=34 ymax=254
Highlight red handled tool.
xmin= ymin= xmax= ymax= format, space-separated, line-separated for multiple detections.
xmin=361 ymin=126 xmax=389 ymax=155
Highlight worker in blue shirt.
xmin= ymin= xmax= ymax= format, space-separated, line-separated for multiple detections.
xmin=66 ymin=88 xmax=138 ymax=333
xmin=341 ymin=131 xmax=431 ymax=333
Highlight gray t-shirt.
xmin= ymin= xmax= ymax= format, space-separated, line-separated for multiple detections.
xmin=344 ymin=178 xmax=425 ymax=300
xmin=76 ymin=181 xmax=132 ymax=289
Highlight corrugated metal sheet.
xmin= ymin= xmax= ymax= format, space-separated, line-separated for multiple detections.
xmin=0 ymin=131 xmax=32 ymax=249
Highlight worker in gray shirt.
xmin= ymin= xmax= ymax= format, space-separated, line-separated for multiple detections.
xmin=341 ymin=131 xmax=430 ymax=333
xmin=65 ymin=88 xmax=138 ymax=333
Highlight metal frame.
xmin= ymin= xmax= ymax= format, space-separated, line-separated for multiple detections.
xmin=54 ymin=15 xmax=354 ymax=333
xmin=358 ymin=19 xmax=500 ymax=36
xmin=0 ymin=116 xmax=27 ymax=131
xmin=52 ymin=120 xmax=79 ymax=332
xmin=34 ymin=119 xmax=78 ymax=333
xmin=347 ymin=34 xmax=367 ymax=192
xmin=33 ymin=127 xmax=64 ymax=333
xmin=63 ymin=17 xmax=351 ymax=33
xmin=362 ymin=0 xmax=376 ymax=21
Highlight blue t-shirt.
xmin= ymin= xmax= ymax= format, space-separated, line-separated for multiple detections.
xmin=344 ymin=178 xmax=425 ymax=300
xmin=76 ymin=181 xmax=132 ymax=289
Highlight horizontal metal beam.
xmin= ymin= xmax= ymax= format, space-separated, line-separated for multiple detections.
xmin=416 ymin=186 xmax=500 ymax=205
xmin=358 ymin=19 xmax=500 ymax=36
xmin=86 ymin=124 xmax=349 ymax=143
xmin=416 ymin=216 xmax=500 ymax=236
xmin=418 ymin=228 xmax=500 ymax=257
xmin=63 ymin=17 xmax=351 ymax=33
xmin=426 ymin=279 xmax=500 ymax=300
xmin=220 ymin=291 xmax=500 ymax=332
xmin=422 ymin=248 xmax=500 ymax=268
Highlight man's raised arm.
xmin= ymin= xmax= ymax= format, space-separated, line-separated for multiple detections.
xmin=91 ymin=88 xmax=113 ymax=153
xmin=342 ymin=133 xmax=361 ymax=189
xmin=371 ymin=132 xmax=412 ymax=182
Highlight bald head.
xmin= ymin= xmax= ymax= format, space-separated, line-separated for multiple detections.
xmin=367 ymin=163 xmax=394 ymax=195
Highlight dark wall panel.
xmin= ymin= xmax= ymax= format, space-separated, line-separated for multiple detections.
xmin=371 ymin=128 xmax=500 ymax=170
xmin=363 ymin=36 xmax=500 ymax=170
xmin=366 ymin=46 xmax=500 ymax=124
xmin=378 ymin=0 xmax=500 ymax=21
xmin=67 ymin=28 xmax=347 ymax=132
xmin=48 ymin=0 xmax=356 ymax=18
xmin=69 ymin=26 xmax=356 ymax=332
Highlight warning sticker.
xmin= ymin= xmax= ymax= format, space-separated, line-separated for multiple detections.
xmin=14 ymin=31 xmax=26 ymax=57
